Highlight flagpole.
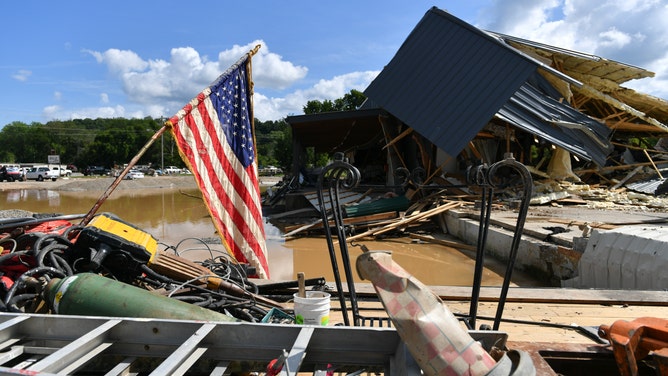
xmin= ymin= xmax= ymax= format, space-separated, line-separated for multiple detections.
xmin=247 ymin=45 xmax=260 ymax=168
xmin=80 ymin=123 xmax=168 ymax=226
xmin=80 ymin=44 xmax=261 ymax=228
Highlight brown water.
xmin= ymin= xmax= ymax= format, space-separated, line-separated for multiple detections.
xmin=0 ymin=187 xmax=542 ymax=287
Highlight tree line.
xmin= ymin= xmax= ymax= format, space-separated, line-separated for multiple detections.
xmin=0 ymin=90 xmax=365 ymax=172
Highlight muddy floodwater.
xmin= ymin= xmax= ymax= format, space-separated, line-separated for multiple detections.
xmin=0 ymin=186 xmax=543 ymax=287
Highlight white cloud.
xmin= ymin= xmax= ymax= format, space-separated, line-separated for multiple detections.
xmin=224 ymin=40 xmax=309 ymax=90
xmin=12 ymin=70 xmax=32 ymax=82
xmin=479 ymin=0 xmax=668 ymax=99
xmin=100 ymin=93 xmax=109 ymax=104
xmin=44 ymin=104 xmax=128 ymax=120
xmin=69 ymin=105 xmax=129 ymax=119
xmin=43 ymin=105 xmax=61 ymax=119
xmin=598 ymin=27 xmax=633 ymax=49
xmin=85 ymin=48 xmax=148 ymax=74
xmin=253 ymin=70 xmax=379 ymax=120
xmin=83 ymin=40 xmax=309 ymax=120
xmin=53 ymin=1 xmax=668 ymax=124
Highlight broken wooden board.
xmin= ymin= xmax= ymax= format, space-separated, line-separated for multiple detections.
xmin=282 ymin=211 xmax=400 ymax=238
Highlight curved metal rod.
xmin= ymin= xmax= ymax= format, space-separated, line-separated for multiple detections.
xmin=393 ymin=167 xmax=411 ymax=188
xmin=466 ymin=164 xmax=494 ymax=329
xmin=316 ymin=157 xmax=361 ymax=326
xmin=410 ymin=167 xmax=426 ymax=186
xmin=486 ymin=155 xmax=533 ymax=330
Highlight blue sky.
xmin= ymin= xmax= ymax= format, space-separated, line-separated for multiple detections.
xmin=2 ymin=1 xmax=667 ymax=127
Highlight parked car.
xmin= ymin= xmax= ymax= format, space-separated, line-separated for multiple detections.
xmin=125 ymin=170 xmax=145 ymax=180
xmin=259 ymin=166 xmax=283 ymax=176
xmin=0 ymin=166 xmax=25 ymax=182
xmin=25 ymin=166 xmax=59 ymax=181
xmin=51 ymin=166 xmax=73 ymax=177
xmin=164 ymin=166 xmax=182 ymax=174
xmin=83 ymin=166 xmax=111 ymax=176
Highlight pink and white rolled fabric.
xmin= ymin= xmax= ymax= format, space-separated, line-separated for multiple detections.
xmin=356 ymin=251 xmax=499 ymax=376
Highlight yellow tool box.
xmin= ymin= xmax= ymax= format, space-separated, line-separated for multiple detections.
xmin=75 ymin=213 xmax=158 ymax=267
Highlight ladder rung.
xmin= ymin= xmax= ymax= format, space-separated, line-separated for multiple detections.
xmin=27 ymin=319 xmax=120 ymax=373
xmin=150 ymin=323 xmax=216 ymax=376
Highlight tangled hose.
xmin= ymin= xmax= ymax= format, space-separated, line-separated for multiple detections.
xmin=0 ymin=226 xmax=271 ymax=322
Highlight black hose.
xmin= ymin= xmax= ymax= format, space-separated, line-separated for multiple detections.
xmin=0 ymin=250 xmax=30 ymax=265
xmin=35 ymin=241 xmax=69 ymax=268
xmin=49 ymin=253 xmax=73 ymax=276
xmin=6 ymin=293 xmax=40 ymax=313
xmin=3 ymin=266 xmax=66 ymax=309
xmin=33 ymin=233 xmax=72 ymax=256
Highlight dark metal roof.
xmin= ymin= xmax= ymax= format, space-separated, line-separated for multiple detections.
xmin=286 ymin=108 xmax=386 ymax=153
xmin=497 ymin=73 xmax=613 ymax=166
xmin=363 ymin=7 xmax=538 ymax=158
xmin=626 ymin=177 xmax=668 ymax=195
xmin=362 ymin=7 xmax=613 ymax=166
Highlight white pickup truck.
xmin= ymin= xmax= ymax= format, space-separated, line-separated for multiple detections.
xmin=51 ymin=166 xmax=73 ymax=177
xmin=164 ymin=166 xmax=182 ymax=174
xmin=26 ymin=166 xmax=59 ymax=181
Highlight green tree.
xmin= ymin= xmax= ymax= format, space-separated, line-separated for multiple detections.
xmin=303 ymin=99 xmax=336 ymax=114
xmin=303 ymin=89 xmax=366 ymax=114
xmin=0 ymin=89 xmax=368 ymax=173
xmin=299 ymin=90 xmax=368 ymax=168
xmin=255 ymin=118 xmax=291 ymax=171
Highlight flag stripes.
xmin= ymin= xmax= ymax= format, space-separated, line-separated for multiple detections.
xmin=168 ymin=55 xmax=269 ymax=278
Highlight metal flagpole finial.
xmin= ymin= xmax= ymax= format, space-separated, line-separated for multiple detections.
xmin=249 ymin=44 xmax=262 ymax=57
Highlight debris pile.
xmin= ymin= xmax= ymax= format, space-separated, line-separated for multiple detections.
xmin=0 ymin=211 xmax=309 ymax=322
xmin=532 ymin=180 xmax=668 ymax=210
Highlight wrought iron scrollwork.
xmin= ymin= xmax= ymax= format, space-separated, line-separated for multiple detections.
xmin=394 ymin=166 xmax=427 ymax=189
xmin=394 ymin=167 xmax=411 ymax=188
xmin=465 ymin=153 xmax=533 ymax=331
xmin=316 ymin=153 xmax=362 ymax=326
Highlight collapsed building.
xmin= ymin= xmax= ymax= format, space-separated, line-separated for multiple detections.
xmin=268 ymin=7 xmax=668 ymax=288
xmin=286 ymin=7 xmax=668 ymax=195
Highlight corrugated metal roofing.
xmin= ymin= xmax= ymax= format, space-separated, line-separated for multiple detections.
xmin=626 ymin=177 xmax=668 ymax=195
xmin=363 ymin=7 xmax=538 ymax=158
xmin=497 ymin=73 xmax=613 ymax=166
xmin=563 ymin=226 xmax=668 ymax=290
xmin=491 ymin=32 xmax=668 ymax=133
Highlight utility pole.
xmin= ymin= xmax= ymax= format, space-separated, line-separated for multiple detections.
xmin=158 ymin=117 xmax=166 ymax=172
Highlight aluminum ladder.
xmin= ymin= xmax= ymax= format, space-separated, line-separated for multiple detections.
xmin=0 ymin=312 xmax=507 ymax=375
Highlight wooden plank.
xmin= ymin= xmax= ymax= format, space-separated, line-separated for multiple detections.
xmin=408 ymin=233 xmax=477 ymax=252
xmin=576 ymin=160 xmax=668 ymax=174
xmin=253 ymin=279 xmax=668 ymax=306
xmin=381 ymin=127 xmax=413 ymax=150
xmin=346 ymin=201 xmax=462 ymax=242
xmin=643 ymin=148 xmax=664 ymax=179
xmin=282 ymin=219 xmax=324 ymax=238
xmin=283 ymin=211 xmax=399 ymax=236
xmin=348 ymin=284 xmax=668 ymax=306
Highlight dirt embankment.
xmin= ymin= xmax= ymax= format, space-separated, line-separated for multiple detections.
xmin=0 ymin=175 xmax=282 ymax=193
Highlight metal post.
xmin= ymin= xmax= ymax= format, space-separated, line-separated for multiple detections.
xmin=161 ymin=131 xmax=164 ymax=172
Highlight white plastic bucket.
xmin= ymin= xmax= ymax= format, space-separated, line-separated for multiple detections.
xmin=293 ymin=291 xmax=330 ymax=326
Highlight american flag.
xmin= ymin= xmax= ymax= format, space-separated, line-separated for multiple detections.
xmin=167 ymin=52 xmax=270 ymax=278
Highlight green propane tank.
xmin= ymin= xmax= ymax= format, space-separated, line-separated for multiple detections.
xmin=45 ymin=273 xmax=237 ymax=322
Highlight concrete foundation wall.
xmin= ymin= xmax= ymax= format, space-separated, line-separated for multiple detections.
xmin=443 ymin=211 xmax=581 ymax=286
